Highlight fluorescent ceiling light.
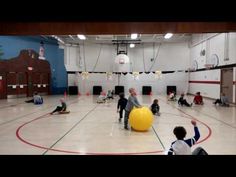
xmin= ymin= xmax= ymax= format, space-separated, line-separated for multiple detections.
xmin=51 ymin=35 xmax=65 ymax=44
xmin=69 ymin=35 xmax=75 ymax=40
xmin=164 ymin=33 xmax=173 ymax=39
xmin=130 ymin=43 xmax=135 ymax=48
xmin=77 ymin=34 xmax=86 ymax=40
xmin=131 ymin=33 xmax=138 ymax=39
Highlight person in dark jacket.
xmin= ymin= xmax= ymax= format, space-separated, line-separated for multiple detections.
xmin=178 ymin=93 xmax=192 ymax=107
xmin=117 ymin=93 xmax=128 ymax=123
xmin=150 ymin=99 xmax=160 ymax=116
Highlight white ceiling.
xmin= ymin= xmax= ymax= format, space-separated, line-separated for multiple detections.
xmin=52 ymin=34 xmax=192 ymax=45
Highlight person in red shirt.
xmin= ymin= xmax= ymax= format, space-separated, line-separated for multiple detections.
xmin=193 ymin=92 xmax=204 ymax=105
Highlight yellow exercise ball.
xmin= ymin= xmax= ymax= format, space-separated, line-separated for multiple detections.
xmin=129 ymin=107 xmax=154 ymax=131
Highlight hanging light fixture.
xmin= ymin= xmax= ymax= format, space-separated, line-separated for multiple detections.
xmin=132 ymin=72 xmax=139 ymax=80
xmin=155 ymin=70 xmax=162 ymax=79
xmin=106 ymin=72 xmax=113 ymax=80
xmin=164 ymin=33 xmax=173 ymax=39
xmin=129 ymin=43 xmax=135 ymax=48
xmin=81 ymin=71 xmax=89 ymax=80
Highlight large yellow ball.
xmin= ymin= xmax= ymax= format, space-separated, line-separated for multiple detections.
xmin=129 ymin=107 xmax=154 ymax=131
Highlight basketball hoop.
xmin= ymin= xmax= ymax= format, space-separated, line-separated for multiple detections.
xmin=204 ymin=64 xmax=214 ymax=70
xmin=115 ymin=54 xmax=129 ymax=64
xmin=119 ymin=59 xmax=125 ymax=64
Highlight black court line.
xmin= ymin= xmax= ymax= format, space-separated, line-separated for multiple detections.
xmin=0 ymin=97 xmax=80 ymax=127
xmin=192 ymin=110 xmax=236 ymax=129
xmin=0 ymin=102 xmax=27 ymax=109
xmin=159 ymin=97 xmax=236 ymax=130
xmin=43 ymin=105 xmax=98 ymax=155
xmin=151 ymin=126 xmax=165 ymax=150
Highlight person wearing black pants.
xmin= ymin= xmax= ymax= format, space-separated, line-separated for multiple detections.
xmin=151 ymin=99 xmax=160 ymax=116
xmin=117 ymin=93 xmax=128 ymax=122
xmin=178 ymin=94 xmax=192 ymax=107
xmin=50 ymin=98 xmax=67 ymax=115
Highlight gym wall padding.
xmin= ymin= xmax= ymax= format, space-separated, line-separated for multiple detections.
xmin=68 ymin=86 xmax=78 ymax=95
xmin=93 ymin=86 xmax=102 ymax=95
xmin=115 ymin=86 xmax=124 ymax=95
xmin=142 ymin=86 xmax=152 ymax=95
xmin=167 ymin=86 xmax=177 ymax=95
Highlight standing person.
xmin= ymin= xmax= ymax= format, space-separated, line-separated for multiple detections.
xmin=50 ymin=98 xmax=67 ymax=115
xmin=150 ymin=99 xmax=160 ymax=116
xmin=124 ymin=88 xmax=142 ymax=130
xmin=117 ymin=93 xmax=128 ymax=123
xmin=168 ymin=120 xmax=207 ymax=155
xmin=193 ymin=92 xmax=204 ymax=105
xmin=178 ymin=93 xmax=192 ymax=107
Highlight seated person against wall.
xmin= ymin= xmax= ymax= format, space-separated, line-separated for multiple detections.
xmin=193 ymin=92 xmax=204 ymax=105
xmin=168 ymin=91 xmax=177 ymax=101
xmin=213 ymin=93 xmax=230 ymax=107
xmin=107 ymin=90 xmax=114 ymax=99
xmin=178 ymin=93 xmax=192 ymax=107
xmin=50 ymin=98 xmax=67 ymax=114
xmin=97 ymin=92 xmax=106 ymax=103
xmin=25 ymin=92 xmax=43 ymax=104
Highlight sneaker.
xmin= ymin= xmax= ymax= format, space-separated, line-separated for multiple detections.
xmin=124 ymin=126 xmax=129 ymax=130
xmin=119 ymin=118 xmax=121 ymax=123
xmin=190 ymin=103 xmax=193 ymax=107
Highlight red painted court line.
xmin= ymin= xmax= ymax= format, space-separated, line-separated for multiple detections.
xmin=16 ymin=114 xmax=164 ymax=155
xmin=189 ymin=80 xmax=220 ymax=84
xmin=16 ymin=98 xmax=164 ymax=155
xmin=175 ymin=109 xmax=212 ymax=144
xmin=16 ymin=99 xmax=212 ymax=155
xmin=159 ymin=98 xmax=212 ymax=145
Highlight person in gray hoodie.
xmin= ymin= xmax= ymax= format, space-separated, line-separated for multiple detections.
xmin=124 ymin=88 xmax=142 ymax=130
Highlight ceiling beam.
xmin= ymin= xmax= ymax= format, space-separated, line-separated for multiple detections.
xmin=1 ymin=22 xmax=236 ymax=35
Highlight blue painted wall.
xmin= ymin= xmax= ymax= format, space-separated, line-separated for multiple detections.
xmin=0 ymin=36 xmax=67 ymax=94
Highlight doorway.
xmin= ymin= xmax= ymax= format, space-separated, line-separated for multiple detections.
xmin=221 ymin=68 xmax=233 ymax=103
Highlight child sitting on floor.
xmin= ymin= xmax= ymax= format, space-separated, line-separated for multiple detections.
xmin=97 ymin=92 xmax=106 ymax=103
xmin=150 ymin=99 xmax=160 ymax=116
xmin=168 ymin=91 xmax=177 ymax=101
xmin=50 ymin=98 xmax=67 ymax=114
xmin=178 ymin=93 xmax=192 ymax=107
xmin=193 ymin=92 xmax=204 ymax=105
xmin=25 ymin=92 xmax=43 ymax=105
xmin=213 ymin=93 xmax=230 ymax=107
